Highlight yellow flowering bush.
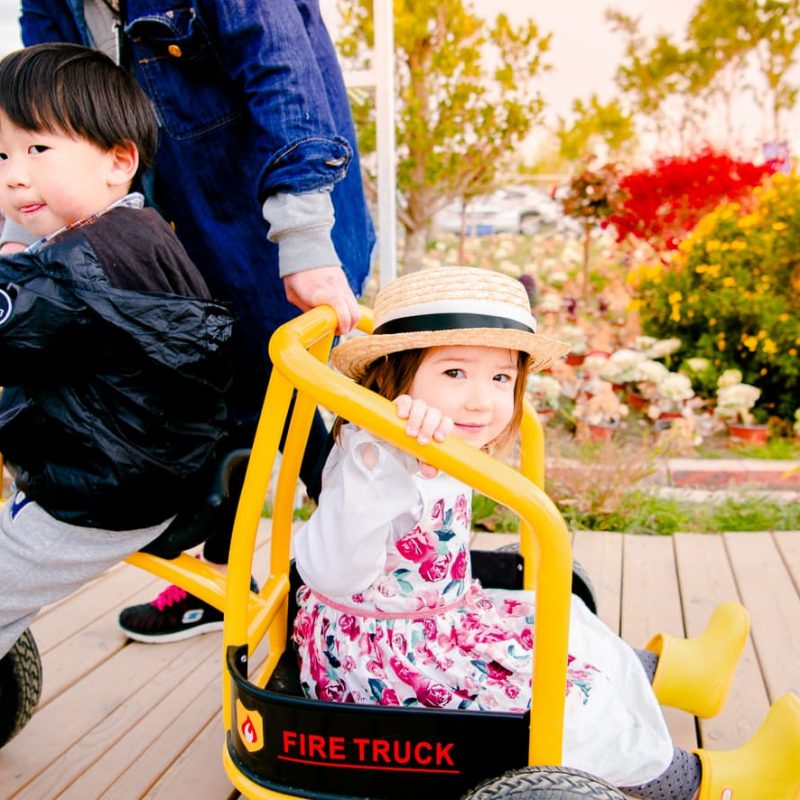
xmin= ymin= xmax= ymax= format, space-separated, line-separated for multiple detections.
xmin=635 ymin=173 xmax=800 ymax=420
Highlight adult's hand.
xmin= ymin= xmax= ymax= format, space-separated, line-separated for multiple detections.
xmin=283 ymin=265 xmax=360 ymax=335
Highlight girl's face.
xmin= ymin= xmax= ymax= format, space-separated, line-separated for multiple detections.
xmin=407 ymin=345 xmax=519 ymax=449
xmin=0 ymin=112 xmax=132 ymax=238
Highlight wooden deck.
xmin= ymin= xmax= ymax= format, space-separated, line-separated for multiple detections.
xmin=1 ymin=526 xmax=799 ymax=799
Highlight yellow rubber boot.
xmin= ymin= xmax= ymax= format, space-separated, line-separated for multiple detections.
xmin=646 ymin=601 xmax=749 ymax=718
xmin=695 ymin=692 xmax=800 ymax=800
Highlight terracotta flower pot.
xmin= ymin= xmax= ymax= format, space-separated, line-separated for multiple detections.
xmin=658 ymin=411 xmax=683 ymax=421
xmin=586 ymin=422 xmax=617 ymax=441
xmin=626 ymin=390 xmax=648 ymax=412
xmin=728 ymin=423 xmax=769 ymax=445
xmin=565 ymin=353 xmax=585 ymax=367
xmin=536 ymin=407 xmax=556 ymax=422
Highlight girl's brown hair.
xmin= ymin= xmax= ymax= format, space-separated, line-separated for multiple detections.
xmin=332 ymin=347 xmax=532 ymax=454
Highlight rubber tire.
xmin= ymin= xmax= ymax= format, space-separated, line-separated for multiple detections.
xmin=0 ymin=628 xmax=42 ymax=748
xmin=461 ymin=766 xmax=627 ymax=799
xmin=496 ymin=543 xmax=598 ymax=616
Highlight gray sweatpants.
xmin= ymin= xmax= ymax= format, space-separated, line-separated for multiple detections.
xmin=0 ymin=492 xmax=170 ymax=658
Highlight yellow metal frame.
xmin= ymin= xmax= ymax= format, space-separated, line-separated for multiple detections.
xmin=208 ymin=305 xmax=573 ymax=798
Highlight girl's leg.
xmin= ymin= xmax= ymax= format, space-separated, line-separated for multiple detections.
xmin=635 ymin=601 xmax=749 ymax=718
xmin=0 ymin=495 xmax=168 ymax=658
xmin=621 ymin=747 xmax=701 ymax=800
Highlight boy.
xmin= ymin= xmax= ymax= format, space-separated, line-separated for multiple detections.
xmin=0 ymin=43 xmax=233 ymax=658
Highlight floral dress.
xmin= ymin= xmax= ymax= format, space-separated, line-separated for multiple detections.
xmin=292 ymin=426 xmax=673 ymax=786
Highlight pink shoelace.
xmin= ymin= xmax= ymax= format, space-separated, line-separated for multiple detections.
xmin=151 ymin=584 xmax=188 ymax=611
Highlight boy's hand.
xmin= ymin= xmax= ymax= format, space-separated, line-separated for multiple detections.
xmin=394 ymin=395 xmax=453 ymax=478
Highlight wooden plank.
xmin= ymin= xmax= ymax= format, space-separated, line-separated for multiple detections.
xmin=0 ymin=636 xmax=209 ymax=797
xmin=30 ymin=566 xmax=160 ymax=653
xmin=572 ymin=531 xmax=622 ymax=634
xmin=141 ymin=715 xmax=238 ymax=800
xmin=725 ymin=532 xmax=800 ymax=701
xmin=774 ymin=531 xmax=800 ymax=593
xmin=11 ymin=635 xmax=220 ymax=799
xmin=673 ymin=533 xmax=769 ymax=749
xmin=620 ymin=534 xmax=697 ymax=751
xmin=59 ymin=637 xmax=221 ymax=800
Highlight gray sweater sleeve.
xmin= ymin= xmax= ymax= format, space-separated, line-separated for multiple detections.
xmin=0 ymin=218 xmax=37 ymax=249
xmin=262 ymin=189 xmax=342 ymax=278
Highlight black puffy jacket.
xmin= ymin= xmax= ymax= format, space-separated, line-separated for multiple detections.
xmin=0 ymin=206 xmax=233 ymax=530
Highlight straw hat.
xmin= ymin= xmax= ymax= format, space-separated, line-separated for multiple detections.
xmin=332 ymin=266 xmax=570 ymax=380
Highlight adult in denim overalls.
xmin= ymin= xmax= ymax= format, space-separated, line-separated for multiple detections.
xmin=16 ymin=0 xmax=376 ymax=639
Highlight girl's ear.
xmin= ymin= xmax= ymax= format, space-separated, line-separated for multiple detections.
xmin=106 ymin=140 xmax=139 ymax=187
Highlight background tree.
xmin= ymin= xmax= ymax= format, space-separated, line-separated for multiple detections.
xmin=337 ymin=0 xmax=550 ymax=269
xmin=557 ymin=163 xmax=625 ymax=302
xmin=556 ymin=94 xmax=637 ymax=163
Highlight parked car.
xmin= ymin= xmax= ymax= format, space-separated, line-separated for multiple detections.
xmin=433 ymin=186 xmax=581 ymax=237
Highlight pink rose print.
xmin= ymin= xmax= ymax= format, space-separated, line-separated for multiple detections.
xmin=343 ymin=656 xmax=357 ymax=672
xmin=454 ymin=494 xmax=469 ymax=524
xmin=389 ymin=656 xmax=416 ymax=685
xmin=419 ymin=552 xmax=452 ymax=582
xmin=379 ymin=688 xmax=401 ymax=706
xmin=317 ymin=678 xmax=347 ymax=702
xmin=423 ymin=617 xmax=438 ymax=640
xmin=396 ymin=527 xmax=435 ymax=562
xmin=391 ymin=631 xmax=407 ymax=652
xmin=485 ymin=662 xmax=512 ymax=681
xmin=293 ymin=611 xmax=312 ymax=642
xmin=366 ymin=659 xmax=386 ymax=678
xmin=450 ymin=549 xmax=468 ymax=580
xmin=431 ymin=498 xmax=445 ymax=520
xmin=519 ymin=627 xmax=534 ymax=650
xmin=351 ymin=593 xmax=365 ymax=604
xmin=505 ymin=684 xmax=521 ymax=700
xmin=338 ymin=615 xmax=360 ymax=640
xmin=416 ymin=680 xmax=453 ymax=708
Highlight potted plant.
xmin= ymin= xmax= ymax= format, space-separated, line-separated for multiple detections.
xmin=574 ymin=383 xmax=629 ymax=440
xmin=714 ymin=375 xmax=768 ymax=444
xmin=647 ymin=372 xmax=695 ymax=423
xmin=627 ymin=358 xmax=670 ymax=411
xmin=527 ymin=374 xmax=562 ymax=422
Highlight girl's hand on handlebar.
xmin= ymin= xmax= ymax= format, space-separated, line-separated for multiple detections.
xmin=394 ymin=395 xmax=453 ymax=478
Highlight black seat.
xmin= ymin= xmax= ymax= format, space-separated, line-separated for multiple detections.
xmin=140 ymin=449 xmax=250 ymax=559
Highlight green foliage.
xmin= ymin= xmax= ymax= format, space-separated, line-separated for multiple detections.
xmin=336 ymin=0 xmax=550 ymax=252
xmin=632 ymin=172 xmax=800 ymax=420
xmin=473 ymin=491 xmax=800 ymax=535
xmin=556 ymin=95 xmax=636 ymax=162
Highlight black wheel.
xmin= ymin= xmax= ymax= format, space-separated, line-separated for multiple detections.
xmin=461 ymin=765 xmax=626 ymax=799
xmin=497 ymin=544 xmax=598 ymax=616
xmin=0 ymin=628 xmax=42 ymax=748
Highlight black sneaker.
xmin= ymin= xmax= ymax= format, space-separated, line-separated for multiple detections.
xmin=118 ymin=577 xmax=259 ymax=644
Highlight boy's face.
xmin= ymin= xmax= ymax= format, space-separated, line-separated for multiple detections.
xmin=0 ymin=112 xmax=132 ymax=239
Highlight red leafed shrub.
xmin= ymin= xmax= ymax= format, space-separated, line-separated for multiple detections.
xmin=606 ymin=148 xmax=776 ymax=253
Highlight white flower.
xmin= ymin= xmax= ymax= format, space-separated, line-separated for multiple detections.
xmin=528 ymin=374 xmax=562 ymax=409
xmin=538 ymin=293 xmax=562 ymax=314
xmin=635 ymin=359 xmax=670 ymax=384
xmin=656 ymin=373 xmax=695 ymax=403
xmin=642 ymin=337 xmax=682 ymax=359
xmin=717 ymin=368 xmax=743 ymax=389
xmin=684 ymin=357 xmax=711 ymax=374
xmin=715 ymin=383 xmax=761 ymax=423
xmin=548 ymin=270 xmax=569 ymax=287
xmin=599 ymin=349 xmax=646 ymax=383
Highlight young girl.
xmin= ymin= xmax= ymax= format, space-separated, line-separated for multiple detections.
xmin=293 ymin=266 xmax=800 ymax=799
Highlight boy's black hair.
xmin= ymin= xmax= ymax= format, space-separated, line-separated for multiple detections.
xmin=0 ymin=43 xmax=158 ymax=180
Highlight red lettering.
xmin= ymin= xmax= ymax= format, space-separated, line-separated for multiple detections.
xmin=414 ymin=741 xmax=432 ymax=765
xmin=353 ymin=737 xmax=370 ymax=761
xmin=372 ymin=739 xmax=391 ymax=763
xmin=308 ymin=734 xmax=326 ymax=759
xmin=392 ymin=740 xmax=412 ymax=764
xmin=435 ymin=742 xmax=455 ymax=766
xmin=282 ymin=730 xmax=297 ymax=753
xmin=329 ymin=736 xmax=346 ymax=760
xmin=299 ymin=732 xmax=306 ymax=757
